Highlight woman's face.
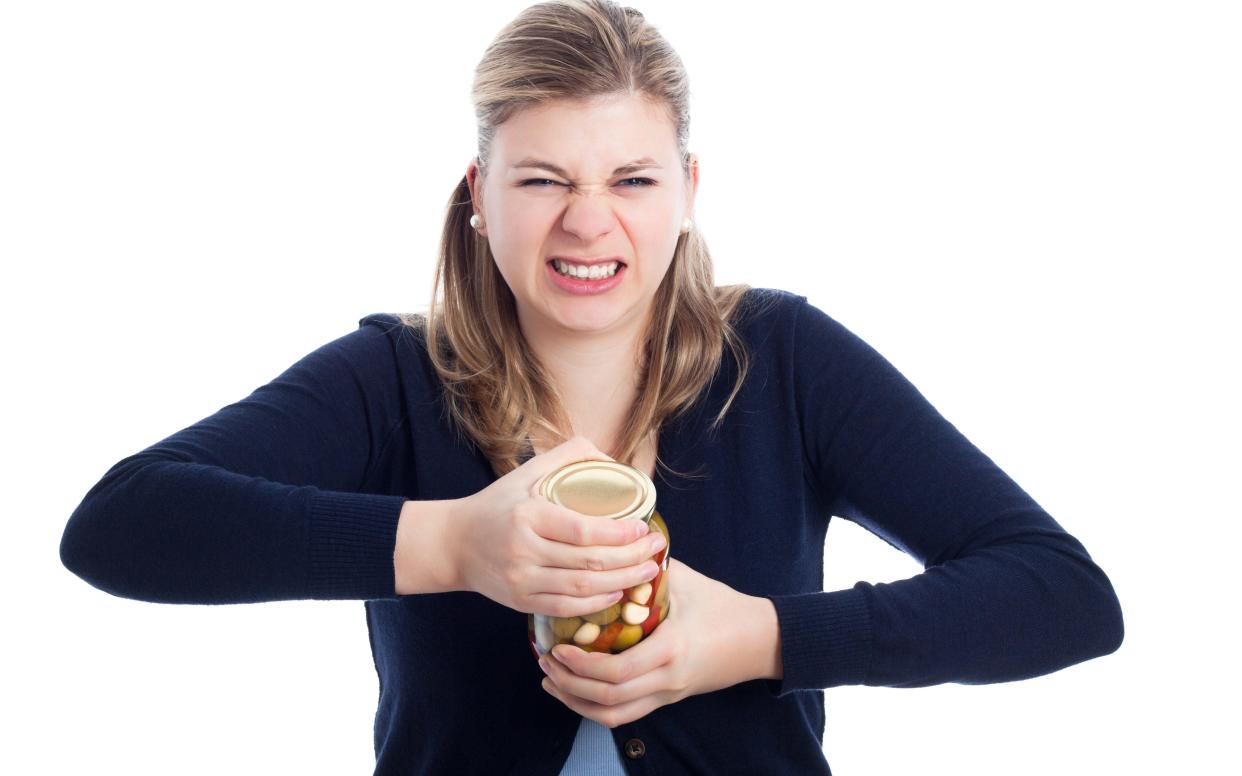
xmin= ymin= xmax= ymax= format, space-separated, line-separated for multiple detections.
xmin=467 ymin=92 xmax=698 ymax=338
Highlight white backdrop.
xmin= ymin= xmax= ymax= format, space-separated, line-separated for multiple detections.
xmin=3 ymin=1 xmax=1238 ymax=773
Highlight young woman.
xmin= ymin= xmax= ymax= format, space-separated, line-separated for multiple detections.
xmin=60 ymin=1 xmax=1124 ymax=773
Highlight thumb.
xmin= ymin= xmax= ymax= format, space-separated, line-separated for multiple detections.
xmin=524 ymin=434 xmax=615 ymax=495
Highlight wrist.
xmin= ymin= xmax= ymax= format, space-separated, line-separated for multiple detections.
xmin=743 ymin=594 xmax=783 ymax=682
xmin=394 ymin=498 xmax=463 ymax=595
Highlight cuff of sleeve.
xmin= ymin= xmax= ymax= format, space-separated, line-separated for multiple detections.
xmin=762 ymin=584 xmax=874 ymax=697
xmin=307 ymin=490 xmax=408 ymax=601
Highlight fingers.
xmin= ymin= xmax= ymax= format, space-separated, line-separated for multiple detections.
xmin=522 ymin=555 xmax=660 ymax=617
xmin=533 ymin=501 xmax=648 ymax=548
xmin=547 ymin=625 xmax=673 ymax=687
xmin=539 ymin=651 xmax=674 ymax=711
xmin=526 ymin=589 xmax=626 ymax=619
xmin=536 ymin=524 xmax=665 ymax=572
xmin=532 ymin=558 xmax=660 ymax=601
xmin=541 ymin=676 xmax=660 ymax=729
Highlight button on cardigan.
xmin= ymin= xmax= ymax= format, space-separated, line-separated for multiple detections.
xmin=60 ymin=288 xmax=1124 ymax=774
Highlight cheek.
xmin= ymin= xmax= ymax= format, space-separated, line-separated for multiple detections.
xmin=634 ymin=211 xmax=681 ymax=261
xmin=495 ymin=201 xmax=558 ymax=248
xmin=487 ymin=208 xmax=545 ymax=270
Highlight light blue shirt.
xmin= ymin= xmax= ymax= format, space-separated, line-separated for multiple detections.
xmin=558 ymin=717 xmax=627 ymax=775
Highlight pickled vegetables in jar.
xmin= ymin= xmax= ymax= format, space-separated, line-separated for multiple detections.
xmin=527 ymin=460 xmax=671 ymax=657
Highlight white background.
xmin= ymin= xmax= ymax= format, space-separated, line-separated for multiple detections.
xmin=3 ymin=1 xmax=1238 ymax=773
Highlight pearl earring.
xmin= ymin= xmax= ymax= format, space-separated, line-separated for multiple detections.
xmin=469 ymin=213 xmax=482 ymax=230
xmin=680 ymin=217 xmax=693 ymax=234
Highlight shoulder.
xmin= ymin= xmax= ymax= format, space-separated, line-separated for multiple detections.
xmin=728 ymin=286 xmax=809 ymax=346
xmin=729 ymin=287 xmax=880 ymax=373
xmin=358 ymin=311 xmax=423 ymax=338
xmin=736 ymin=286 xmax=803 ymax=316
xmin=296 ymin=312 xmax=435 ymax=387
xmin=726 ymin=286 xmax=797 ymax=327
xmin=355 ymin=311 xmax=430 ymax=355
xmin=737 ymin=287 xmax=863 ymax=343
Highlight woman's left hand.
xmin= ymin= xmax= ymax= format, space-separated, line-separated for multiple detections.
xmin=536 ymin=557 xmax=782 ymax=728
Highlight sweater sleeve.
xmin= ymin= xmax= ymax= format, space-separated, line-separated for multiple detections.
xmin=59 ymin=315 xmax=412 ymax=605
xmin=762 ymin=297 xmax=1124 ymax=696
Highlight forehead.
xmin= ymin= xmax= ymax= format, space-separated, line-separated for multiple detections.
xmin=493 ymin=93 xmax=679 ymax=171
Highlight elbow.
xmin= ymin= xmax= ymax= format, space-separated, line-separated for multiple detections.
xmin=60 ymin=471 xmax=150 ymax=602
xmin=1052 ymin=547 xmax=1125 ymax=667
xmin=60 ymin=498 xmax=123 ymax=598
xmin=1063 ymin=534 xmax=1125 ymax=661
xmin=1092 ymin=569 xmax=1125 ymax=658
xmin=1033 ymin=529 xmax=1126 ymax=664
xmin=1003 ymin=536 xmax=1126 ymax=676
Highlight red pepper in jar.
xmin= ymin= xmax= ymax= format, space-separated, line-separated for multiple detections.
xmin=590 ymin=621 xmax=624 ymax=651
xmin=639 ymin=567 xmax=663 ymax=606
xmin=640 ymin=604 xmax=661 ymax=636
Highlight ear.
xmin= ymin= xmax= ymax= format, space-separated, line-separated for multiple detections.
xmin=684 ymin=152 xmax=700 ymax=220
xmin=466 ymin=158 xmax=487 ymax=235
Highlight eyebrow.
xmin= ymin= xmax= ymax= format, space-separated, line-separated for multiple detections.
xmin=511 ymin=156 xmax=663 ymax=178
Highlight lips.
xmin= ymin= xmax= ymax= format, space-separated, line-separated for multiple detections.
xmin=546 ymin=259 xmax=627 ymax=294
xmin=547 ymin=257 xmax=627 ymax=267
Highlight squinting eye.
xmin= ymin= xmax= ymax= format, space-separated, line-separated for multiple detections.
xmin=517 ymin=177 xmax=656 ymax=189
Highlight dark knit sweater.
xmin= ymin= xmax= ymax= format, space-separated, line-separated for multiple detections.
xmin=60 ymin=288 xmax=1124 ymax=774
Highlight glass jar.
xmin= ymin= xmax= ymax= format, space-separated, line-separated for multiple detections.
xmin=528 ymin=460 xmax=671 ymax=657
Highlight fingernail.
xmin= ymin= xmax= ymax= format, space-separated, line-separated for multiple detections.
xmin=538 ymin=658 xmax=549 ymax=673
xmin=649 ymin=533 xmax=666 ymax=552
xmin=635 ymin=522 xmax=649 ymax=538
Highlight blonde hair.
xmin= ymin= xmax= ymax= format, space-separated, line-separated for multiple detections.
xmin=401 ymin=0 xmax=769 ymax=480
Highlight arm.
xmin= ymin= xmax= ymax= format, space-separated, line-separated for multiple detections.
xmin=763 ymin=298 xmax=1124 ymax=695
xmin=60 ymin=316 xmax=416 ymax=604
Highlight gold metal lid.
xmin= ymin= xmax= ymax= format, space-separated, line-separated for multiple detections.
xmin=538 ymin=460 xmax=656 ymax=522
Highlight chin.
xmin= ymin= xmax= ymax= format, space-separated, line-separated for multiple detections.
xmin=550 ymin=298 xmax=635 ymax=330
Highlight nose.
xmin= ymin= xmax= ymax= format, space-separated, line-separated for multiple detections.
xmin=559 ymin=186 xmax=616 ymax=243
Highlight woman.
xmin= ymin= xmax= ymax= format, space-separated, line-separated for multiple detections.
xmin=59 ymin=1 xmax=1125 ymax=773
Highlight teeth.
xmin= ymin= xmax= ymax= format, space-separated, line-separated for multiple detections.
xmin=554 ymin=260 xmax=620 ymax=280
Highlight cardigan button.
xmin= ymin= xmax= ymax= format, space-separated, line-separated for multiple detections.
xmin=624 ymin=738 xmax=646 ymax=759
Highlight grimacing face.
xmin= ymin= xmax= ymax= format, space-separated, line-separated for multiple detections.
xmin=466 ymin=92 xmax=699 ymax=338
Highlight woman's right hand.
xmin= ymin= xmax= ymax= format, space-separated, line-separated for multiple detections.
xmin=447 ymin=435 xmax=665 ymax=617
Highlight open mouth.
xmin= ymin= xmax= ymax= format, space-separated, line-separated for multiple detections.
xmin=545 ymin=259 xmax=628 ymax=293
xmin=547 ymin=259 xmax=627 ymax=280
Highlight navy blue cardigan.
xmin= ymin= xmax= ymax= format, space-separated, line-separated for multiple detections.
xmin=60 ymin=288 xmax=1124 ymax=774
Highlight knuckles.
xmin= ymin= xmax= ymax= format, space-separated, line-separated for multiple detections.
xmin=597 ymin=684 xmax=620 ymax=707
xmin=504 ymin=566 xmax=527 ymax=590
xmin=571 ymin=573 xmax=593 ymax=596
xmin=619 ymin=659 xmax=640 ymax=684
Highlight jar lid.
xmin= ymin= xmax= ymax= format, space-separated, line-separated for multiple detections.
xmin=538 ymin=460 xmax=656 ymax=522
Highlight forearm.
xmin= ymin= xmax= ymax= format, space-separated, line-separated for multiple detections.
xmin=394 ymin=499 xmax=462 ymax=595
xmin=61 ymin=455 xmax=408 ymax=604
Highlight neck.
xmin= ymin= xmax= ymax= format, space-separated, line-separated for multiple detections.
xmin=517 ymin=305 xmax=650 ymax=450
